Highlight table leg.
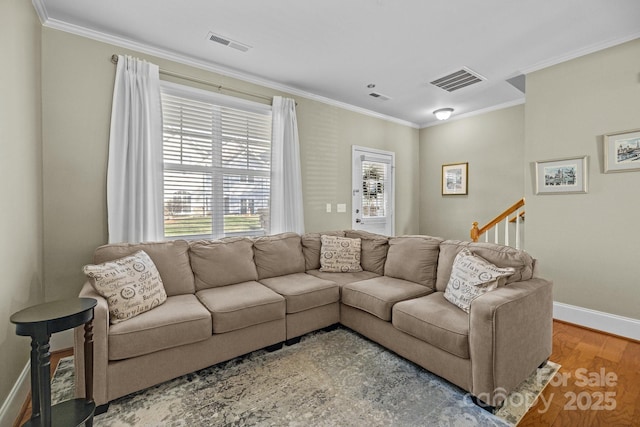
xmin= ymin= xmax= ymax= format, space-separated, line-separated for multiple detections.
xmin=35 ymin=331 xmax=51 ymax=427
xmin=29 ymin=339 xmax=40 ymax=420
xmin=84 ymin=321 xmax=94 ymax=403
xmin=84 ymin=320 xmax=95 ymax=427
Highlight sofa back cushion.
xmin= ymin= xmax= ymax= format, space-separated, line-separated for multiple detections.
xmin=253 ymin=232 xmax=306 ymax=279
xmin=435 ymin=240 xmax=535 ymax=292
xmin=93 ymin=240 xmax=194 ymax=296
xmin=383 ymin=235 xmax=442 ymax=289
xmin=344 ymin=230 xmax=389 ymax=275
xmin=301 ymin=231 xmax=346 ymax=271
xmin=189 ymin=237 xmax=258 ymax=290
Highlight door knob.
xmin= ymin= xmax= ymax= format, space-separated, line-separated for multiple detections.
xmin=355 ymin=219 xmax=361 ymax=223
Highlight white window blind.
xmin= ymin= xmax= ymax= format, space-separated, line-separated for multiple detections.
xmin=160 ymin=81 xmax=272 ymax=239
xmin=361 ymin=160 xmax=387 ymax=218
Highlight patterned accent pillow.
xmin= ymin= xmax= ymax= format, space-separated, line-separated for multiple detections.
xmin=320 ymin=235 xmax=363 ymax=273
xmin=83 ymin=250 xmax=167 ymax=324
xmin=444 ymin=248 xmax=515 ymax=313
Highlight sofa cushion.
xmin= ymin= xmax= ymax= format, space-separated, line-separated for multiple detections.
xmin=393 ymin=293 xmax=470 ymax=359
xmin=83 ymin=250 xmax=167 ymax=324
xmin=443 ymin=248 xmax=516 ymax=313
xmin=93 ymin=240 xmax=194 ymax=296
xmin=260 ymin=273 xmax=339 ymax=314
xmin=189 ymin=237 xmax=258 ymax=290
xmin=341 ymin=276 xmax=433 ymax=321
xmin=435 ymin=240 xmax=535 ymax=292
xmin=320 ymin=235 xmax=363 ymax=273
xmin=253 ymin=232 xmax=305 ymax=279
xmin=384 ymin=235 xmax=442 ymax=289
xmin=196 ymin=281 xmax=285 ymax=333
xmin=306 ymin=269 xmax=380 ymax=287
xmin=344 ymin=230 xmax=389 ymax=275
xmin=301 ymin=231 xmax=345 ymax=271
xmin=108 ymin=294 xmax=211 ymax=360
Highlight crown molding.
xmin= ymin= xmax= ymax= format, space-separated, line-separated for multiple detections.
xmin=33 ymin=1 xmax=637 ymax=131
xmin=31 ymin=0 xmax=48 ymax=24
xmin=419 ymin=98 xmax=525 ymax=129
xmin=33 ymin=4 xmax=419 ymax=129
xmin=520 ymin=32 xmax=640 ymax=75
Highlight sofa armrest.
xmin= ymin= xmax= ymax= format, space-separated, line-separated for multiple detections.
xmin=469 ymin=278 xmax=553 ymax=407
xmin=74 ymin=281 xmax=111 ymax=405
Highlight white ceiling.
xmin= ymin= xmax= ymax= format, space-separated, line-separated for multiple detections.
xmin=34 ymin=0 xmax=640 ymax=127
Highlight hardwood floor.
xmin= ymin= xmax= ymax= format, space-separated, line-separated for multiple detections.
xmin=520 ymin=321 xmax=640 ymax=426
xmin=14 ymin=321 xmax=640 ymax=426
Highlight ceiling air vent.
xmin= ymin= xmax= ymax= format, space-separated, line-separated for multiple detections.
xmin=368 ymin=92 xmax=391 ymax=101
xmin=207 ymin=32 xmax=251 ymax=52
xmin=430 ymin=67 xmax=485 ymax=92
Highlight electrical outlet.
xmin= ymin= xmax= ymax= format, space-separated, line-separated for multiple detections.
xmin=326 ymin=203 xmax=332 ymax=213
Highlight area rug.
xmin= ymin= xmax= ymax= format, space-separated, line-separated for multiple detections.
xmin=51 ymin=328 xmax=559 ymax=426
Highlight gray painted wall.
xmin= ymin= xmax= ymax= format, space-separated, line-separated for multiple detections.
xmin=525 ymin=38 xmax=640 ymax=319
xmin=0 ymin=0 xmax=44 ymax=412
xmin=41 ymin=28 xmax=420 ymax=303
xmin=420 ymin=39 xmax=640 ymax=321
xmin=419 ymin=105 xmax=525 ymax=241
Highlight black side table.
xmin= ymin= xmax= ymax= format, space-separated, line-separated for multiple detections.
xmin=11 ymin=298 xmax=97 ymax=427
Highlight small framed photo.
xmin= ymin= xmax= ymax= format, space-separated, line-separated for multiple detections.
xmin=535 ymin=155 xmax=588 ymax=195
xmin=604 ymin=129 xmax=640 ymax=173
xmin=442 ymin=162 xmax=468 ymax=195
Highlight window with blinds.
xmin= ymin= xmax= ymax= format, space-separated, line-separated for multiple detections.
xmin=361 ymin=160 xmax=387 ymax=218
xmin=160 ymin=81 xmax=272 ymax=239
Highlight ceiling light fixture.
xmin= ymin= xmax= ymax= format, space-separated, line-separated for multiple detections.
xmin=433 ymin=108 xmax=454 ymax=120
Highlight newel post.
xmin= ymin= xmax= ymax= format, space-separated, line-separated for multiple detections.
xmin=470 ymin=221 xmax=479 ymax=242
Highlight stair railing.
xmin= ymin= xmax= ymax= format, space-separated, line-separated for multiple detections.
xmin=470 ymin=198 xmax=525 ymax=249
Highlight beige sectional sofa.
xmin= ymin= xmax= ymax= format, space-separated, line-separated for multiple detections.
xmin=74 ymin=230 xmax=553 ymax=412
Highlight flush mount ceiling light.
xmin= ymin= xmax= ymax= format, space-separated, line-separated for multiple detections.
xmin=433 ymin=108 xmax=454 ymax=120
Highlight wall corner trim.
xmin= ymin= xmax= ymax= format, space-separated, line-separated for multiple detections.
xmin=0 ymin=360 xmax=30 ymax=427
xmin=553 ymin=301 xmax=640 ymax=341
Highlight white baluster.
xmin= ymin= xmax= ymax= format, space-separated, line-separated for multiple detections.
xmin=484 ymin=232 xmax=488 ymax=243
xmin=504 ymin=217 xmax=509 ymax=247
xmin=494 ymin=227 xmax=498 ymax=244
xmin=515 ymin=209 xmax=521 ymax=250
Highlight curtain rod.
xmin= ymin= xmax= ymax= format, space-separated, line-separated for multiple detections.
xmin=111 ymin=54 xmax=273 ymax=104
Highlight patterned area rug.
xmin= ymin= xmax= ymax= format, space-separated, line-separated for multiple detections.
xmin=52 ymin=328 xmax=559 ymax=426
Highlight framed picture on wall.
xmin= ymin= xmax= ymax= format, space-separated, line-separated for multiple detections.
xmin=442 ymin=162 xmax=468 ymax=195
xmin=534 ymin=155 xmax=588 ymax=195
xmin=604 ymin=128 xmax=640 ymax=173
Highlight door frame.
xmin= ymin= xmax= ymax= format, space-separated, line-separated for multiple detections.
xmin=351 ymin=145 xmax=395 ymax=236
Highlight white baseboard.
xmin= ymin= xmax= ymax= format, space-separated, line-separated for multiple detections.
xmin=0 ymin=361 xmax=30 ymax=427
xmin=553 ymin=301 xmax=640 ymax=341
xmin=0 ymin=332 xmax=74 ymax=427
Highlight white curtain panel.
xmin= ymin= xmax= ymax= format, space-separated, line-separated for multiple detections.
xmin=270 ymin=96 xmax=305 ymax=234
xmin=107 ymin=55 xmax=163 ymax=243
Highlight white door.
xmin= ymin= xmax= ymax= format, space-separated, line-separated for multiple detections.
xmin=352 ymin=146 xmax=394 ymax=236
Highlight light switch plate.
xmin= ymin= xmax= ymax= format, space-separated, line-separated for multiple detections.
xmin=326 ymin=203 xmax=332 ymax=213
xmin=337 ymin=203 xmax=346 ymax=213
